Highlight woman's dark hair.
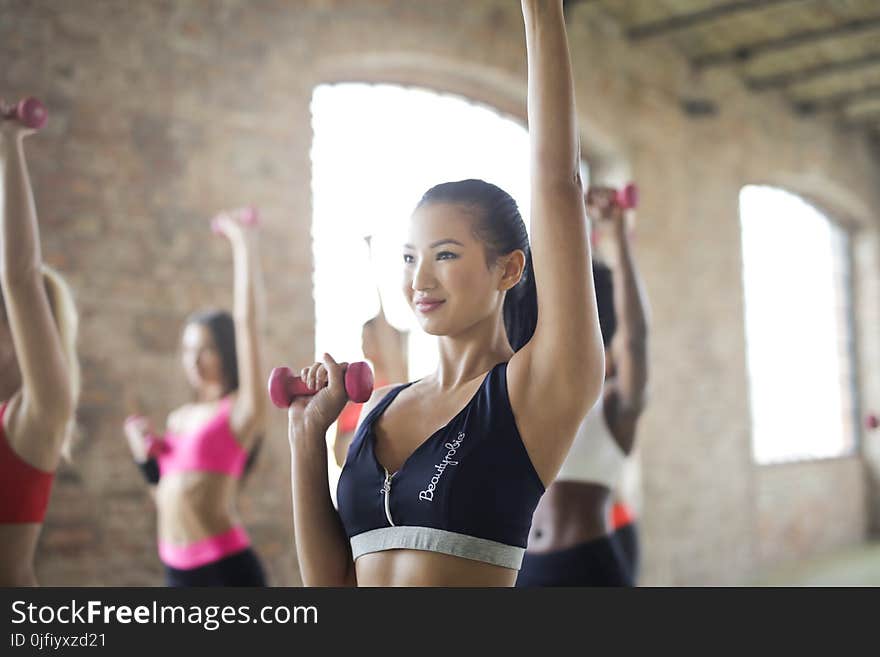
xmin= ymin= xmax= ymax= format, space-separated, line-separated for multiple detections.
xmin=186 ymin=309 xmax=239 ymax=394
xmin=417 ymin=179 xmax=537 ymax=351
xmin=182 ymin=309 xmax=262 ymax=477
xmin=592 ymin=260 xmax=616 ymax=348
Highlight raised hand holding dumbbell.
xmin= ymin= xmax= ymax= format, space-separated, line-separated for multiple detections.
xmin=211 ymin=206 xmax=259 ymax=236
xmin=268 ymin=360 xmax=374 ymax=408
xmin=587 ymin=183 xmax=638 ymax=246
xmin=1 ymin=97 xmax=48 ymax=130
xmin=586 ymin=183 xmax=638 ymax=216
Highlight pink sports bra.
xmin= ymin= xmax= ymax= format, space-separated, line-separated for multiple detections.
xmin=154 ymin=397 xmax=248 ymax=479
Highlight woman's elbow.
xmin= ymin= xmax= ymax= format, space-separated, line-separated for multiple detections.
xmin=585 ymin=347 xmax=606 ymax=406
xmin=42 ymin=388 xmax=76 ymax=432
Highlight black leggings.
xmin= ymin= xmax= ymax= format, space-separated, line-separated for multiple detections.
xmin=164 ymin=548 xmax=267 ymax=587
xmin=613 ymin=521 xmax=640 ymax=584
xmin=516 ymin=534 xmax=633 ymax=587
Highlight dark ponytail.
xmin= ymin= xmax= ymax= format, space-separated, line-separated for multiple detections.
xmin=417 ymin=179 xmax=537 ymax=351
xmin=592 ymin=260 xmax=616 ymax=347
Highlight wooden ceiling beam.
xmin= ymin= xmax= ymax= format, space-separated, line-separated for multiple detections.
xmin=693 ymin=15 xmax=880 ymax=70
xmin=839 ymin=113 xmax=880 ymax=132
xmin=628 ymin=0 xmax=807 ymax=41
xmin=746 ymin=51 xmax=880 ymax=91
xmin=795 ymin=83 xmax=880 ymax=113
xmin=843 ymin=108 xmax=880 ymax=125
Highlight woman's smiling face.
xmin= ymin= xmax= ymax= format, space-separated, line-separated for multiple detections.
xmin=402 ymin=202 xmax=508 ymax=339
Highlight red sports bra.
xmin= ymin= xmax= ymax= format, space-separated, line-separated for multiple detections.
xmin=0 ymin=401 xmax=55 ymax=524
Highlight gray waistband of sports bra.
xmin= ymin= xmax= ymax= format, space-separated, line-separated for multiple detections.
xmin=350 ymin=526 xmax=525 ymax=571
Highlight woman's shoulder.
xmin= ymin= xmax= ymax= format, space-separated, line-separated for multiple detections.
xmin=167 ymin=400 xmax=219 ymax=433
xmin=166 ymin=405 xmax=188 ymax=433
xmin=359 ymin=383 xmax=403 ymax=418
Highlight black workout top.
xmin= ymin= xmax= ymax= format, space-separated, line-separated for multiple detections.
xmin=336 ymin=362 xmax=545 ymax=570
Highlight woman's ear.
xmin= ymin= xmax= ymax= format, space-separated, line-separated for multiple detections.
xmin=498 ymin=250 xmax=526 ymax=292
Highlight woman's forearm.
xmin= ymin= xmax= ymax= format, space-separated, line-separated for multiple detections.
xmin=290 ymin=426 xmax=356 ymax=586
xmin=0 ymin=136 xmax=41 ymax=284
xmin=522 ymin=0 xmax=581 ymax=187
xmin=610 ymin=230 xmax=649 ymax=343
xmin=231 ymin=235 xmax=258 ymax=324
xmin=230 ymin=233 xmax=266 ymax=426
xmin=609 ymin=227 xmax=649 ymax=410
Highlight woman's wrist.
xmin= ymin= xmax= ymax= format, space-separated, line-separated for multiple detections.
xmin=289 ymin=421 xmax=328 ymax=454
xmin=230 ymin=231 xmax=258 ymax=260
xmin=522 ymin=0 xmax=563 ymax=19
xmin=0 ymin=132 xmax=23 ymax=158
xmin=608 ymin=219 xmax=629 ymax=244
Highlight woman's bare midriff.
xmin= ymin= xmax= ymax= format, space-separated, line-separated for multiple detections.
xmin=355 ymin=549 xmax=518 ymax=587
xmin=155 ymin=472 xmax=241 ymax=545
xmin=526 ymin=481 xmax=611 ymax=553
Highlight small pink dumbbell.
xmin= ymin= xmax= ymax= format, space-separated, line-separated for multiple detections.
xmin=614 ymin=183 xmax=638 ymax=209
xmin=1 ymin=97 xmax=48 ymax=130
xmin=267 ymin=361 xmax=374 ymax=408
xmin=211 ymin=206 xmax=259 ymax=235
xmin=587 ymin=183 xmax=638 ymax=211
xmin=866 ymin=414 xmax=879 ymax=431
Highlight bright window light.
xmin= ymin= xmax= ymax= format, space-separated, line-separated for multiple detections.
xmin=739 ymin=185 xmax=857 ymax=464
xmin=310 ymin=83 xmax=531 ymax=379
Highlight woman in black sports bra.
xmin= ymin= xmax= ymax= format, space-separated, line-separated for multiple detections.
xmin=286 ymin=0 xmax=605 ymax=587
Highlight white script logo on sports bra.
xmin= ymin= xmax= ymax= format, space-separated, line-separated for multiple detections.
xmin=419 ymin=431 xmax=466 ymax=502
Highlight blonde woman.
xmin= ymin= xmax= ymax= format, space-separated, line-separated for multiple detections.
xmin=0 ymin=101 xmax=80 ymax=586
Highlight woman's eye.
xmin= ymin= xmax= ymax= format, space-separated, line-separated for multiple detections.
xmin=403 ymin=254 xmax=415 ymax=264
xmin=437 ymin=251 xmax=458 ymax=260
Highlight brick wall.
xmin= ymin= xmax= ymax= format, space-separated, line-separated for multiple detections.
xmin=2 ymin=0 xmax=878 ymax=585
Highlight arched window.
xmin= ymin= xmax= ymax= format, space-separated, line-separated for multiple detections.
xmin=739 ymin=185 xmax=858 ymax=464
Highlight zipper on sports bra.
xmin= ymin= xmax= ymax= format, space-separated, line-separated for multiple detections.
xmin=381 ymin=468 xmax=396 ymax=527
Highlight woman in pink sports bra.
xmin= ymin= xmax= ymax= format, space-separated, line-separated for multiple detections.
xmin=1 ymin=101 xmax=80 ymax=586
xmin=123 ymin=210 xmax=266 ymax=586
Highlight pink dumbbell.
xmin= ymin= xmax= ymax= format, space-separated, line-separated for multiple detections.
xmin=1 ymin=97 xmax=48 ymax=130
xmin=211 ymin=206 xmax=259 ymax=234
xmin=267 ymin=361 xmax=374 ymax=408
xmin=145 ymin=434 xmax=169 ymax=457
xmin=866 ymin=414 xmax=879 ymax=431
xmin=614 ymin=183 xmax=638 ymax=210
xmin=587 ymin=183 xmax=638 ymax=211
